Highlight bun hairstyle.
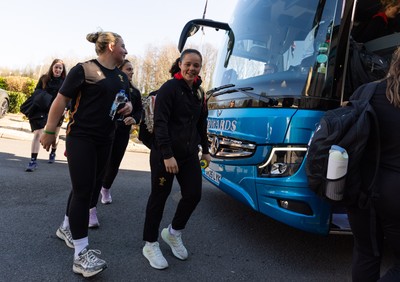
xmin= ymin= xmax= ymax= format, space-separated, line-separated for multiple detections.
xmin=86 ymin=31 xmax=122 ymax=55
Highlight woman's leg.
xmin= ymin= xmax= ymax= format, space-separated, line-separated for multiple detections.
xmin=48 ymin=115 xmax=65 ymax=163
xmin=173 ymin=154 xmax=202 ymax=230
xmin=66 ymin=135 xmax=111 ymax=239
xmin=376 ymin=170 xmax=400 ymax=282
xmin=102 ymin=125 xmax=130 ymax=189
xmin=26 ymin=128 xmax=43 ymax=171
xmin=143 ymin=149 xmax=174 ymax=242
xmin=347 ymin=206 xmax=384 ymax=282
xmin=31 ymin=129 xmax=42 ymax=154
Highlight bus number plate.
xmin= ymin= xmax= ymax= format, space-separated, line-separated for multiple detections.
xmin=205 ymin=168 xmax=221 ymax=184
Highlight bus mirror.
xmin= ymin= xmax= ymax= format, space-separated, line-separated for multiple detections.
xmin=178 ymin=19 xmax=235 ymax=67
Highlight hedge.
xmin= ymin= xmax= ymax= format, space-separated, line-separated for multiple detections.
xmin=8 ymin=91 xmax=26 ymax=113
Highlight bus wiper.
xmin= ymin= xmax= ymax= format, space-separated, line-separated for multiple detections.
xmin=213 ymin=87 xmax=278 ymax=106
xmin=212 ymin=87 xmax=253 ymax=97
xmin=206 ymin=84 xmax=235 ymax=96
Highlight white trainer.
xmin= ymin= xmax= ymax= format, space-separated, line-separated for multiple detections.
xmin=73 ymin=246 xmax=107 ymax=277
xmin=100 ymin=188 xmax=112 ymax=204
xmin=56 ymin=225 xmax=74 ymax=249
xmin=161 ymin=226 xmax=188 ymax=260
xmin=88 ymin=207 xmax=100 ymax=228
xmin=142 ymin=242 xmax=168 ymax=269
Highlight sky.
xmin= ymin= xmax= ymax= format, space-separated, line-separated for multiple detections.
xmin=0 ymin=0 xmax=237 ymax=70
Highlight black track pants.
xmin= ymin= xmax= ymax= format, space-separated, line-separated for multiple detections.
xmin=347 ymin=168 xmax=400 ymax=282
xmin=90 ymin=123 xmax=130 ymax=208
xmin=143 ymin=150 xmax=202 ymax=242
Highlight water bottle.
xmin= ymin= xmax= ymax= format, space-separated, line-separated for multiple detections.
xmin=110 ymin=90 xmax=127 ymax=120
xmin=325 ymin=145 xmax=348 ymax=201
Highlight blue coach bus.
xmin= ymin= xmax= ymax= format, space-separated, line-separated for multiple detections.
xmin=178 ymin=0 xmax=398 ymax=235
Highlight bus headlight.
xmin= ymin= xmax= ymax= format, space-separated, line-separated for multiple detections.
xmin=258 ymin=146 xmax=307 ymax=177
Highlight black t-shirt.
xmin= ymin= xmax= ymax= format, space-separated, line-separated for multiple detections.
xmin=60 ymin=59 xmax=130 ymax=141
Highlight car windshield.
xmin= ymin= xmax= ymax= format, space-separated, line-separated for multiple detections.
xmin=210 ymin=0 xmax=342 ymax=109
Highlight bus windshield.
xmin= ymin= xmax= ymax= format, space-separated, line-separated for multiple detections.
xmin=210 ymin=0 xmax=343 ymax=110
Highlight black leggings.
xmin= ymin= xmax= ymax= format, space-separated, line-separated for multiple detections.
xmin=143 ymin=150 xmax=202 ymax=242
xmin=65 ymin=135 xmax=112 ymax=239
xmin=102 ymin=123 xmax=130 ymax=189
xmin=347 ymin=168 xmax=400 ymax=282
xmin=90 ymin=123 xmax=130 ymax=208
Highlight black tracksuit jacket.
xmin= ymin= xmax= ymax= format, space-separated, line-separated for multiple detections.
xmin=153 ymin=77 xmax=209 ymax=160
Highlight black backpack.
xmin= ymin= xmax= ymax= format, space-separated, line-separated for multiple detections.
xmin=344 ymin=39 xmax=388 ymax=98
xmin=306 ymin=81 xmax=381 ymax=208
xmin=138 ymin=87 xmax=206 ymax=149
xmin=138 ymin=90 xmax=157 ymax=149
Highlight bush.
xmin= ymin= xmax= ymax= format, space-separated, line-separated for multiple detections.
xmin=0 ymin=76 xmax=38 ymax=96
xmin=23 ymin=78 xmax=37 ymax=96
xmin=8 ymin=91 xmax=26 ymax=113
xmin=4 ymin=76 xmax=25 ymax=92
xmin=0 ymin=77 xmax=6 ymax=89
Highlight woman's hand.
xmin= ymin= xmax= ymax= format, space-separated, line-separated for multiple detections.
xmin=164 ymin=157 xmax=179 ymax=174
xmin=123 ymin=116 xmax=135 ymax=125
xmin=40 ymin=133 xmax=56 ymax=151
xmin=201 ymin=153 xmax=211 ymax=168
xmin=118 ymin=101 xmax=133 ymax=116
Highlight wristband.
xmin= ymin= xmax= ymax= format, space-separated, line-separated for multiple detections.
xmin=43 ymin=129 xmax=55 ymax=135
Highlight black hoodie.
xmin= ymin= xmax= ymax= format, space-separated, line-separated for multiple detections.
xmin=153 ymin=76 xmax=209 ymax=160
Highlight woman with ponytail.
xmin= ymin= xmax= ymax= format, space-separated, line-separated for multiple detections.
xmin=142 ymin=49 xmax=210 ymax=270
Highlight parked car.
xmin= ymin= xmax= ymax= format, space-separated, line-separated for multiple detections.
xmin=0 ymin=88 xmax=9 ymax=118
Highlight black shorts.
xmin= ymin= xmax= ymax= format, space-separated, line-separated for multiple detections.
xmin=29 ymin=115 xmax=64 ymax=132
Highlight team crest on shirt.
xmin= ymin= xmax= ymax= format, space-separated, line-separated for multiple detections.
xmin=159 ymin=177 xmax=166 ymax=186
xmin=118 ymin=74 xmax=124 ymax=82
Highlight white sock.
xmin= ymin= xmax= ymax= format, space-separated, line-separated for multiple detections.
xmin=73 ymin=237 xmax=89 ymax=258
xmin=168 ymin=224 xmax=182 ymax=236
xmin=62 ymin=215 xmax=69 ymax=229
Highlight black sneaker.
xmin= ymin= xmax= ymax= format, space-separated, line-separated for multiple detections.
xmin=73 ymin=246 xmax=107 ymax=278
xmin=25 ymin=161 xmax=38 ymax=172
xmin=48 ymin=153 xmax=56 ymax=163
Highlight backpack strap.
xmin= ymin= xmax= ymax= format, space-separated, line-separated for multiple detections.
xmin=197 ymin=86 xmax=207 ymax=111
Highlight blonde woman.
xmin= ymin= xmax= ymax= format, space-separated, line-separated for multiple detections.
xmin=40 ymin=31 xmax=132 ymax=278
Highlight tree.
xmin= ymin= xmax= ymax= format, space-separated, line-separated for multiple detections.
xmin=0 ymin=42 xmax=218 ymax=95
xmin=198 ymin=43 xmax=218 ymax=91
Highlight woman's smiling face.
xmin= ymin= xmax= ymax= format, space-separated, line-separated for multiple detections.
xmin=52 ymin=63 xmax=64 ymax=77
xmin=179 ymin=53 xmax=202 ymax=86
